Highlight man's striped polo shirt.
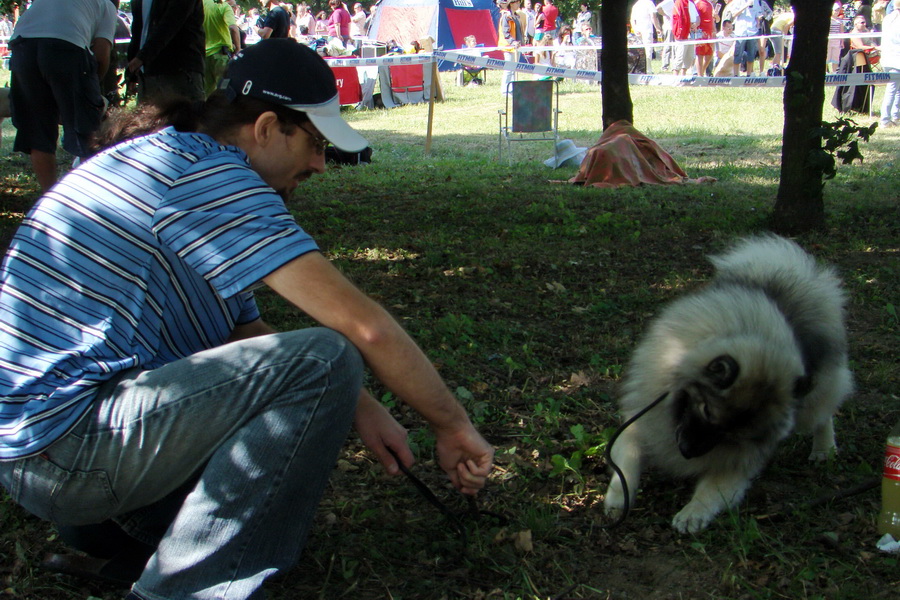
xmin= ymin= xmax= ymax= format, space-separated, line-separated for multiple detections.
xmin=0 ymin=127 xmax=319 ymax=459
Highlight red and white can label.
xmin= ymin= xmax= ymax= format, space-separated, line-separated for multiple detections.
xmin=885 ymin=444 xmax=900 ymax=481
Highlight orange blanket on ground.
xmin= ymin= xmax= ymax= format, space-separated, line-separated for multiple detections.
xmin=569 ymin=120 xmax=713 ymax=188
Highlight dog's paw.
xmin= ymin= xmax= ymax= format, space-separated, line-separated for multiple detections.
xmin=672 ymin=503 xmax=717 ymax=533
xmin=808 ymin=447 xmax=836 ymax=462
xmin=603 ymin=485 xmax=626 ymax=516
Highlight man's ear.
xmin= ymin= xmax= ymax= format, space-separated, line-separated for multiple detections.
xmin=253 ymin=111 xmax=281 ymax=147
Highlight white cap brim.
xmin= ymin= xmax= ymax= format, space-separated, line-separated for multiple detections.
xmin=291 ymin=95 xmax=369 ymax=153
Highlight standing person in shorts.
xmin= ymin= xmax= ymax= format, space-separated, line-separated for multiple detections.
xmin=542 ymin=0 xmax=559 ymax=40
xmin=695 ymin=0 xmax=716 ymax=75
xmin=728 ymin=0 xmax=764 ymax=75
xmin=660 ymin=0 xmax=699 ymax=76
xmin=8 ymin=0 xmax=117 ymax=192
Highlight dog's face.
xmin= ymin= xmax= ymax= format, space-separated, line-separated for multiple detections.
xmin=670 ymin=341 xmax=802 ymax=459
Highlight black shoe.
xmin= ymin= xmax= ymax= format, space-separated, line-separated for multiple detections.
xmin=57 ymin=520 xmax=146 ymax=559
xmin=40 ymin=550 xmax=147 ymax=586
xmin=41 ymin=521 xmax=155 ymax=586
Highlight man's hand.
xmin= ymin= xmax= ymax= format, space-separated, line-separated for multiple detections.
xmin=354 ymin=390 xmax=411 ymax=476
xmin=434 ymin=424 xmax=494 ymax=496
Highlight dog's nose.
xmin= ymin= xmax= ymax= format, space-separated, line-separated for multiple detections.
xmin=676 ymin=422 xmax=720 ymax=459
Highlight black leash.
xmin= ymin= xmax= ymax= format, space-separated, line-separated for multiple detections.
xmin=602 ymin=391 xmax=670 ymax=529
xmin=386 ymin=447 xmax=507 ymax=550
xmin=384 ymin=391 xmax=668 ymax=540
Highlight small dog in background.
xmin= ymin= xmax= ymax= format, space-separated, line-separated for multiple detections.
xmin=604 ymin=234 xmax=853 ymax=533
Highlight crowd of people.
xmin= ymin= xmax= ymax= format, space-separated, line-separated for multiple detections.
xmin=1 ymin=1 xmax=897 ymax=153
xmin=627 ymin=0 xmax=789 ymax=78
xmin=625 ymin=1 xmax=900 ymax=79
xmin=485 ymin=0 xmax=892 ymax=94
xmin=490 ymin=0 xmax=603 ymax=88
xmin=222 ymin=0 xmax=380 ymax=52
xmin=3 ymin=1 xmax=887 ymax=80
xmin=476 ymin=0 xmax=895 ymax=84
xmin=831 ymin=0 xmax=899 ymax=123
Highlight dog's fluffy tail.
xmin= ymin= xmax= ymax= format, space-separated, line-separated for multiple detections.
xmin=710 ymin=235 xmax=824 ymax=284
xmin=708 ymin=234 xmax=845 ymax=309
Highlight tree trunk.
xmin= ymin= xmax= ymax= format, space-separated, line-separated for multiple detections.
xmin=601 ymin=1 xmax=634 ymax=129
xmin=773 ymin=1 xmax=832 ymax=234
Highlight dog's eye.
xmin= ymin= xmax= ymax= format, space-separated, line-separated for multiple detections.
xmin=705 ymin=355 xmax=740 ymax=389
xmin=698 ymin=402 xmax=711 ymax=421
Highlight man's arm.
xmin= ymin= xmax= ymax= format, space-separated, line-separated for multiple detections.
xmin=93 ymin=1 xmax=116 ymax=78
xmin=222 ymin=3 xmax=241 ymax=52
xmin=651 ymin=2 xmax=663 ymax=33
xmin=499 ymin=14 xmax=513 ymax=45
xmin=730 ymin=0 xmax=749 ymax=17
xmin=230 ymin=24 xmax=242 ymax=52
xmin=263 ymin=252 xmax=493 ymax=494
xmin=91 ymin=37 xmax=112 ymax=78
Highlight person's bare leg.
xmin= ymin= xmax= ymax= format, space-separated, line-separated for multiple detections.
xmin=30 ymin=149 xmax=57 ymax=192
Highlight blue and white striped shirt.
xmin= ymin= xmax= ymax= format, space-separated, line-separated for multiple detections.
xmin=0 ymin=127 xmax=319 ymax=459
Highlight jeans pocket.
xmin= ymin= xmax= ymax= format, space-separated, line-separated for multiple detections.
xmin=15 ymin=456 xmax=118 ymax=526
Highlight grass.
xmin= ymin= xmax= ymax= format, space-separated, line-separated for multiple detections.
xmin=0 ymin=67 xmax=898 ymax=599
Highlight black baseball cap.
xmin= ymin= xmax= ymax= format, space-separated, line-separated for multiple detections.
xmin=220 ymin=39 xmax=368 ymax=152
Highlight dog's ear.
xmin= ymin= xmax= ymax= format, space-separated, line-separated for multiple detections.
xmin=704 ymin=355 xmax=739 ymax=389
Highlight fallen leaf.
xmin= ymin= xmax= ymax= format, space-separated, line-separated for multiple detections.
xmin=513 ymin=529 xmax=533 ymax=553
xmin=569 ymin=371 xmax=591 ymax=387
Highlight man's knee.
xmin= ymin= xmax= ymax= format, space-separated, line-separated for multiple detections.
xmin=286 ymin=327 xmax=364 ymax=395
xmin=323 ymin=327 xmax=362 ymax=375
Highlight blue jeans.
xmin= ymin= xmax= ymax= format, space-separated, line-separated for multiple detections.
xmin=0 ymin=328 xmax=363 ymax=599
xmin=881 ymin=66 xmax=900 ymax=124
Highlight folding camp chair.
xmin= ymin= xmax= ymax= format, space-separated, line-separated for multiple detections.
xmin=389 ymin=64 xmax=425 ymax=95
xmin=456 ymin=44 xmax=488 ymax=86
xmin=457 ymin=65 xmax=487 ymax=86
xmin=330 ymin=66 xmax=362 ymax=106
xmin=497 ymin=79 xmax=561 ymax=164
xmin=377 ymin=64 xmax=433 ymax=108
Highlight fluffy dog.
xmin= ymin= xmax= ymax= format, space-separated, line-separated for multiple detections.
xmin=603 ymin=234 xmax=853 ymax=533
